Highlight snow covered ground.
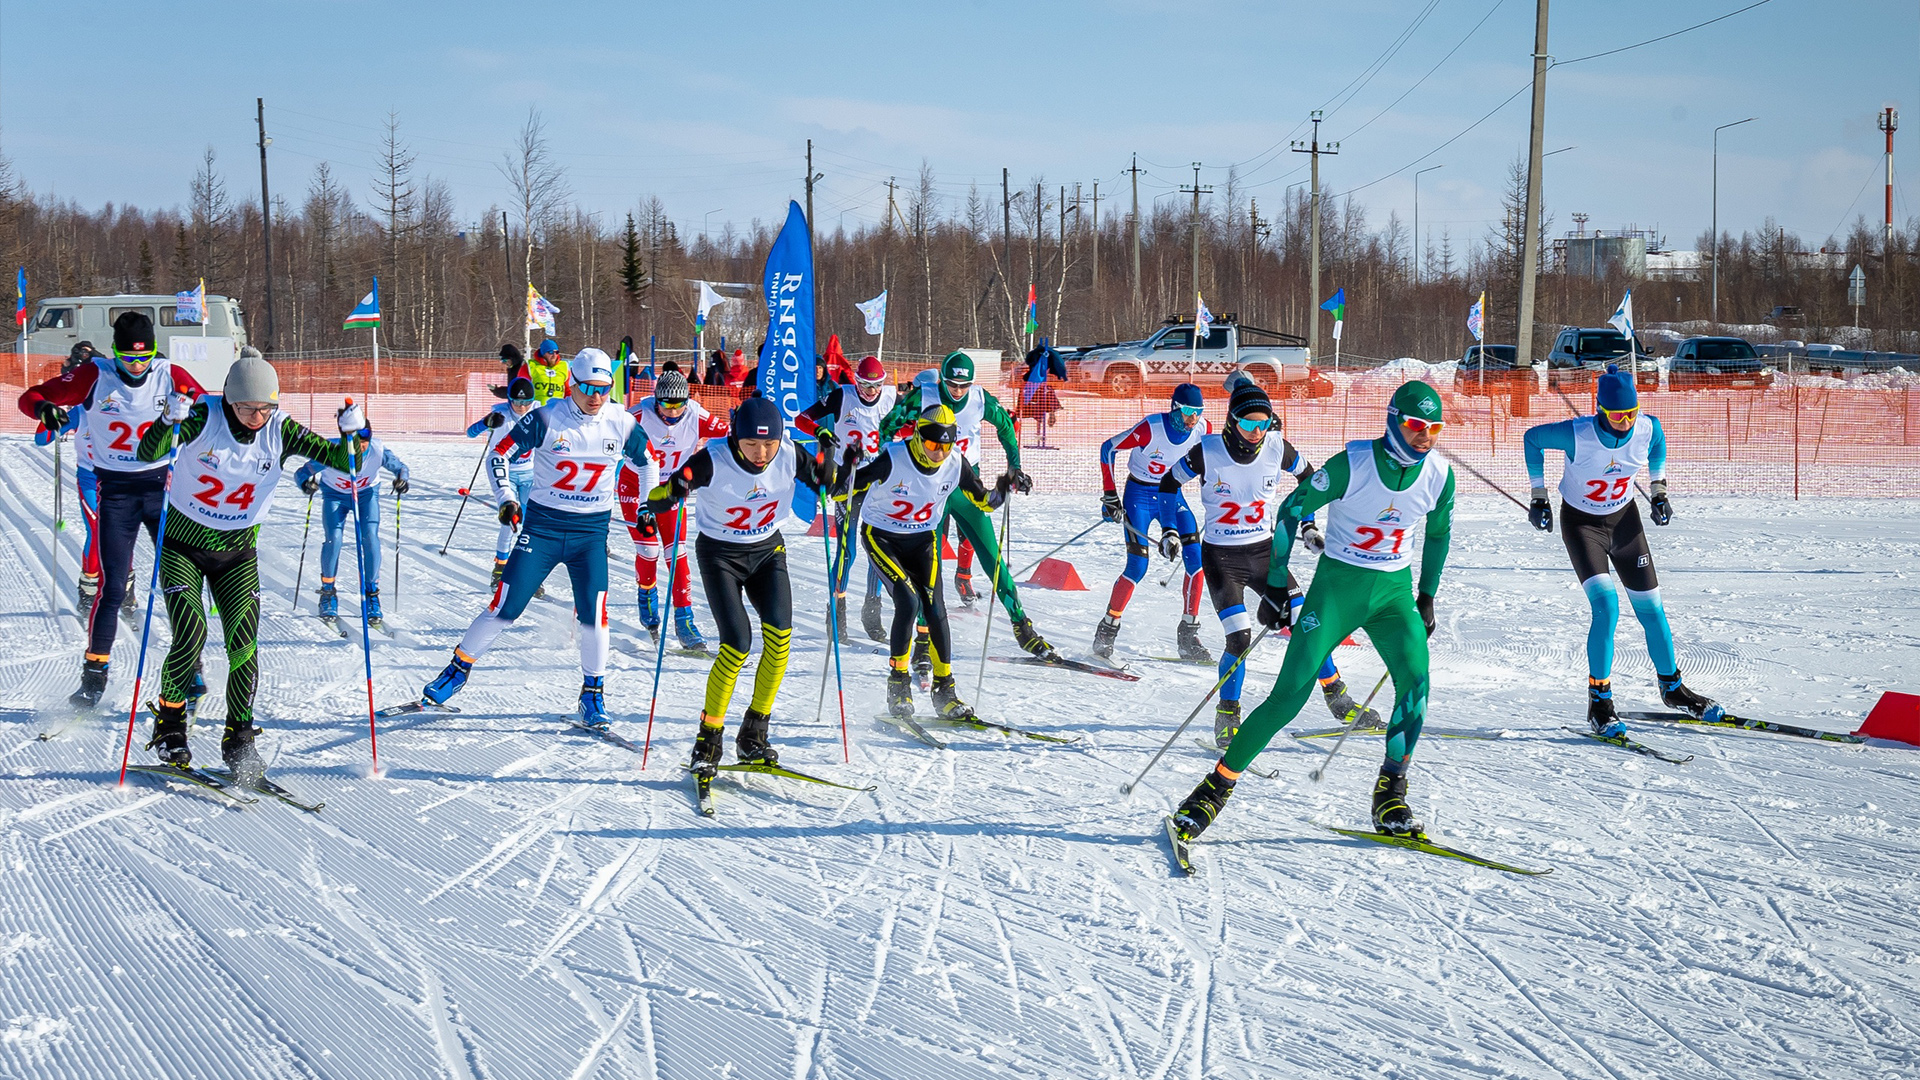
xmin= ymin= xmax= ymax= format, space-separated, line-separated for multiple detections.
xmin=2 ymin=436 xmax=1917 ymax=1080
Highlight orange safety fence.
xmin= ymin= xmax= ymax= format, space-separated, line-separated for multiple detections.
xmin=7 ymin=355 xmax=1918 ymax=498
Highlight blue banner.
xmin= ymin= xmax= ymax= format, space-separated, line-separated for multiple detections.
xmin=757 ymin=200 xmax=819 ymax=521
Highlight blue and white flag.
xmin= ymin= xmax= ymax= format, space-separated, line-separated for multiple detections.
xmin=694 ymin=280 xmax=726 ymax=334
xmin=856 ymin=291 xmax=888 ymax=336
xmin=758 ymin=201 xmax=818 ymax=522
xmin=1608 ymin=289 xmax=1635 ymax=338
xmin=343 ymin=279 xmax=381 ymax=330
xmin=1194 ymin=293 xmax=1213 ymax=341
xmin=175 ymin=279 xmax=205 ymax=324
xmin=1467 ymin=292 xmax=1485 ymax=342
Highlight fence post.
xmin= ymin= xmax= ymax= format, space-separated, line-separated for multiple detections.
xmin=1792 ymin=382 xmax=1800 ymax=501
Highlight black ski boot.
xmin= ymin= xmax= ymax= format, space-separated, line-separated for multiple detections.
xmin=1322 ymin=676 xmax=1381 ymax=727
xmin=68 ymin=659 xmax=110 ymax=708
xmin=1172 ymin=769 xmax=1237 ymax=841
xmin=147 ymin=701 xmax=192 ymax=767
xmin=887 ymin=669 xmax=915 ymax=718
xmin=1370 ymin=768 xmax=1422 ymax=837
xmin=1091 ymin=615 xmax=1121 ymax=660
xmin=1588 ymin=678 xmax=1625 ymax=737
xmin=930 ymin=674 xmax=974 ymax=721
xmin=690 ymin=721 xmax=725 ymax=778
xmin=78 ymin=572 xmax=100 ymax=610
xmin=1658 ymin=670 xmax=1719 ymax=721
xmin=1012 ymin=616 xmax=1059 ymax=662
xmin=955 ymin=571 xmax=978 ymax=607
xmin=1176 ymin=618 xmax=1212 ymax=663
xmin=1213 ymin=699 xmax=1241 ymax=751
xmin=222 ymin=723 xmax=266 ymax=785
xmin=912 ymin=634 xmax=932 ymax=687
xmin=736 ymin=708 xmax=778 ymax=766
xmin=862 ymin=594 xmax=886 ymax=643
xmin=832 ymin=598 xmax=849 ymax=644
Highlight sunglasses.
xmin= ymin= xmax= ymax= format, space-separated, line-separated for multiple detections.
xmin=118 ymin=351 xmax=156 ymax=363
xmin=919 ymin=436 xmax=954 ymax=453
xmin=231 ymin=402 xmax=276 ymax=418
xmin=943 ymin=379 xmax=973 ymax=393
xmin=1601 ymin=406 xmax=1639 ymax=425
xmin=576 ymin=383 xmax=613 ymax=397
xmin=1399 ymin=416 xmax=1445 ymax=435
xmin=1174 ymin=405 xmax=1204 ymax=418
xmin=1234 ymin=416 xmax=1273 ymax=433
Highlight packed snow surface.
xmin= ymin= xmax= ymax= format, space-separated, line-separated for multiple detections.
xmin=1 ymin=437 xmax=1916 ymax=1079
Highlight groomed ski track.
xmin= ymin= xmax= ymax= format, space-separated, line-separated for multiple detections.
xmin=1 ymin=437 xmax=1916 ymax=1079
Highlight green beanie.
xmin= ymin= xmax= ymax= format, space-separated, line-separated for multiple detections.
xmin=940 ymin=351 xmax=974 ymax=383
xmin=1389 ymin=380 xmax=1443 ymax=425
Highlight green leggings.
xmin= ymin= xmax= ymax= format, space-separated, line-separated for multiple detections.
xmin=939 ymin=491 xmax=1024 ymax=622
xmin=1226 ymin=558 xmax=1429 ymax=774
xmin=158 ymin=537 xmax=262 ymax=727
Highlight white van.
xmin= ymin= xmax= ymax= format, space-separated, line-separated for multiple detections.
xmin=22 ymin=294 xmax=250 ymax=358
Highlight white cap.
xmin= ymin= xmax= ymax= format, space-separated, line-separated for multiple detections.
xmin=571 ymin=347 xmax=615 ymax=385
xmin=336 ymin=400 xmax=366 ymax=435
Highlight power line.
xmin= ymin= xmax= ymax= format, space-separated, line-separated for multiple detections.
xmin=1320 ymin=0 xmax=1444 ymax=121
xmin=1340 ymin=0 xmax=1508 ymax=143
xmin=1553 ymin=0 xmax=1776 ymax=67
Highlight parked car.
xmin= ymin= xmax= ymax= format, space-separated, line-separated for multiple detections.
xmin=1067 ymin=316 xmax=1332 ymax=399
xmin=1453 ymin=344 xmax=1520 ymax=395
xmin=24 ymin=293 xmax=250 ymax=358
xmin=1546 ymin=327 xmax=1658 ymax=371
xmin=1666 ymin=336 xmax=1773 ymax=389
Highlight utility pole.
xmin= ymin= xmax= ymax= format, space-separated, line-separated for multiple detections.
xmin=1090 ymin=181 xmax=1102 ymax=292
xmin=1003 ymin=168 xmax=1013 ymax=345
xmin=1128 ymin=154 xmax=1143 ymax=307
xmin=1180 ymin=163 xmax=1213 ymax=307
xmin=256 ymin=98 xmax=275 ymax=350
xmin=1248 ymin=198 xmax=1266 ymax=284
xmin=805 ymin=140 xmax=823 ymax=350
xmin=1516 ymin=0 xmax=1550 ymax=370
xmin=1881 ymin=107 xmax=1900 ymax=251
xmin=1291 ymin=113 xmax=1338 ymax=358
xmin=883 ymin=176 xmax=898 ymax=287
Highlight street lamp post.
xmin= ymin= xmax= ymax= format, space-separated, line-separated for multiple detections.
xmin=1413 ymin=165 xmax=1444 ymax=287
xmin=1711 ymin=118 xmax=1757 ymax=326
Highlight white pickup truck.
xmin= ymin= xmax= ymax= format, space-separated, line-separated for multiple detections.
xmin=1066 ymin=316 xmax=1328 ymax=398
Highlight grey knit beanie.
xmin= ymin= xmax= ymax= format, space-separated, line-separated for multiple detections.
xmin=224 ymin=354 xmax=281 ymax=404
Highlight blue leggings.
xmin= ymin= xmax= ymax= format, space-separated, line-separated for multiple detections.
xmin=1581 ymin=577 xmax=1678 ymax=680
xmin=320 ymin=488 xmax=383 ymax=587
xmin=1120 ymin=479 xmax=1202 ymax=582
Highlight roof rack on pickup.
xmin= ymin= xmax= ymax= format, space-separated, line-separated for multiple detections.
xmin=1159 ymin=313 xmax=1307 ymax=348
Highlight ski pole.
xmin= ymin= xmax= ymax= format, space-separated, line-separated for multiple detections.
xmin=971 ymin=495 xmax=1012 ymax=703
xmin=813 ymin=501 xmax=839 ymax=724
xmin=50 ymin=435 xmax=63 ymax=613
xmin=292 ymin=493 xmax=315 ymax=612
xmin=118 ymin=421 xmax=182 ymax=788
xmin=1119 ymin=625 xmax=1273 ymax=796
xmin=1445 ymin=454 xmax=1527 ymax=511
xmin=392 ymin=491 xmax=402 ymax=610
xmin=817 ymin=488 xmax=850 ymax=762
xmin=1013 ymin=519 xmax=1104 ymax=580
xmin=640 ymin=501 xmax=685 ymax=770
xmin=348 ymin=464 xmax=381 ymax=775
xmin=440 ymin=438 xmax=492 ymax=555
xmin=1308 ymin=671 xmax=1393 ymax=783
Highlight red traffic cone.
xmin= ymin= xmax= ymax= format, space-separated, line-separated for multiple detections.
xmin=1855 ymin=691 xmax=1920 ymax=746
xmin=1020 ymin=557 xmax=1088 ymax=591
xmin=939 ymin=534 xmax=959 ymax=560
xmin=806 ymin=513 xmax=838 ymax=538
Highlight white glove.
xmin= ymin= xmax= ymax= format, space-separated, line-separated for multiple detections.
xmin=164 ymin=392 xmax=195 ymax=423
xmin=337 ymin=402 xmax=367 ymax=435
xmin=1300 ymin=520 xmax=1326 ymax=555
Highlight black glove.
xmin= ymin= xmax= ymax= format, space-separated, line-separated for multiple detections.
xmin=1649 ymin=489 xmax=1672 ymax=526
xmin=1528 ymin=497 xmax=1553 ymax=532
xmin=300 ymin=477 xmax=319 ymax=496
xmin=1257 ymin=591 xmax=1293 ymax=630
xmin=1156 ymin=529 xmax=1183 ymax=561
xmin=484 ymin=410 xmax=507 ymax=429
xmin=36 ymin=402 xmax=67 ymax=433
xmin=1007 ymin=469 xmax=1033 ymax=495
xmin=1298 ymin=520 xmax=1325 ymax=555
xmin=1416 ymin=592 xmax=1436 ymax=638
xmin=1100 ymin=490 xmax=1123 ymax=524
xmin=815 ymin=429 xmax=838 ymax=459
xmin=498 ymin=500 xmax=521 ymax=527
xmin=392 ymin=477 xmax=410 ymax=496
xmin=634 ymin=508 xmax=657 ymax=535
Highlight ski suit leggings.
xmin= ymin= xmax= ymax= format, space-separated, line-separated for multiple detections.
xmin=78 ymin=468 xmax=101 ymax=579
xmin=88 ymin=469 xmax=168 ymax=661
xmin=936 ymin=491 xmax=1023 ymax=621
xmin=863 ymin=525 xmax=954 ymax=677
xmin=1561 ymin=501 xmax=1677 ymax=681
xmin=1111 ymin=479 xmax=1204 ymax=618
xmin=695 ymin=534 xmax=793 ymax=721
xmin=493 ymin=473 xmax=534 ymax=559
xmin=455 ymin=504 xmax=610 ymax=678
xmin=158 ymin=537 xmax=261 ymax=727
xmin=319 ymin=488 xmax=382 ymax=587
xmin=1201 ymin=540 xmax=1337 ymax=702
xmin=617 ymin=467 xmax=693 ymax=608
xmin=1228 ymin=558 xmax=1430 ymax=775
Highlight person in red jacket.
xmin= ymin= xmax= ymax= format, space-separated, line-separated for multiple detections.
xmin=18 ymin=311 xmax=207 ymax=707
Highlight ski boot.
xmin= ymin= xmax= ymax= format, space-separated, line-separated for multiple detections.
xmin=1091 ymin=615 xmax=1121 ymax=660
xmin=491 ymin=561 xmax=506 ymax=588
xmin=832 ymin=596 xmax=850 ymax=644
xmin=1588 ymin=678 xmax=1626 ymax=738
xmin=185 ymin=664 xmax=208 ymax=718
xmin=1658 ymin=670 xmax=1721 ymax=722
xmin=576 ymin=675 xmax=609 ymax=731
xmin=689 ymin=720 xmax=725 ymax=779
xmin=222 ymin=722 xmax=265 ymax=785
xmin=78 ymin=572 xmax=100 ymax=610
xmin=637 ymin=585 xmax=661 ymax=638
xmin=363 ymin=588 xmax=385 ymax=632
xmin=422 ymin=653 xmax=473 ymax=705
xmin=911 ymin=634 xmax=932 ymax=688
xmin=1176 ymin=618 xmax=1212 ymax=663
xmin=955 ymin=571 xmax=978 ymax=607
xmin=886 ymin=668 xmax=916 ymax=718
xmin=147 ymin=701 xmax=192 ymax=768
xmin=1371 ymin=767 xmax=1422 ymax=837
xmin=930 ymin=674 xmax=974 ymax=721
xmin=317 ymin=583 xmax=339 ymax=620
xmin=1322 ymin=676 xmax=1381 ymax=728
xmin=121 ymin=570 xmax=139 ymax=619
xmin=1012 ymin=616 xmax=1059 ymax=662
xmin=862 ymin=594 xmax=886 ymax=643
xmin=736 ymin=708 xmax=778 ymax=766
xmin=1171 ymin=769 xmax=1237 ymax=841
xmin=68 ymin=659 xmax=110 ymax=708
xmin=1213 ymin=699 xmax=1241 ymax=751
xmin=673 ymin=607 xmax=707 ymax=652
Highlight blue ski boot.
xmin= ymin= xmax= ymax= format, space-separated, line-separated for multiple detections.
xmin=673 ymin=606 xmax=706 ymax=651
xmin=422 ymin=653 xmax=473 ymax=705
xmin=638 ymin=586 xmax=661 ymax=638
xmin=1589 ymin=678 xmax=1627 ymax=739
xmin=576 ymin=675 xmax=609 ymax=731
xmin=363 ymin=588 xmax=385 ymax=631
xmin=317 ymin=583 xmax=339 ymax=620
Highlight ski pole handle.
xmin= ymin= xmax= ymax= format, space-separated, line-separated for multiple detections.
xmin=1119 ymin=625 xmax=1273 ymax=796
xmin=1308 ymin=670 xmax=1393 ymax=783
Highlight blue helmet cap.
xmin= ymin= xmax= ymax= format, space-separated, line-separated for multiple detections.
xmin=1171 ymin=383 xmax=1203 ymax=410
xmin=536 ymin=338 xmax=559 ymax=357
xmin=1596 ymin=363 xmax=1637 ymax=412
xmin=733 ymin=394 xmax=783 ymax=440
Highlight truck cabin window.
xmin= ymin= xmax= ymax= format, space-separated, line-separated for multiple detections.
xmin=36 ymin=307 xmax=75 ymax=329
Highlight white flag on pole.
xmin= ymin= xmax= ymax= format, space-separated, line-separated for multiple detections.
xmin=1608 ymin=289 xmax=1635 ymax=338
xmin=855 ymin=291 xmax=888 ymax=336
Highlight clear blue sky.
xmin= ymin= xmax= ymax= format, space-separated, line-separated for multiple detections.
xmin=3 ymin=0 xmax=1915 ymax=253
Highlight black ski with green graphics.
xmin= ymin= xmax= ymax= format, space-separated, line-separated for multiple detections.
xmin=1327 ymin=827 xmax=1552 ymax=876
xmin=1619 ymin=710 xmax=1865 ymax=744
xmin=1566 ymin=726 xmax=1692 ymax=764
xmin=125 ymin=764 xmax=259 ymax=805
